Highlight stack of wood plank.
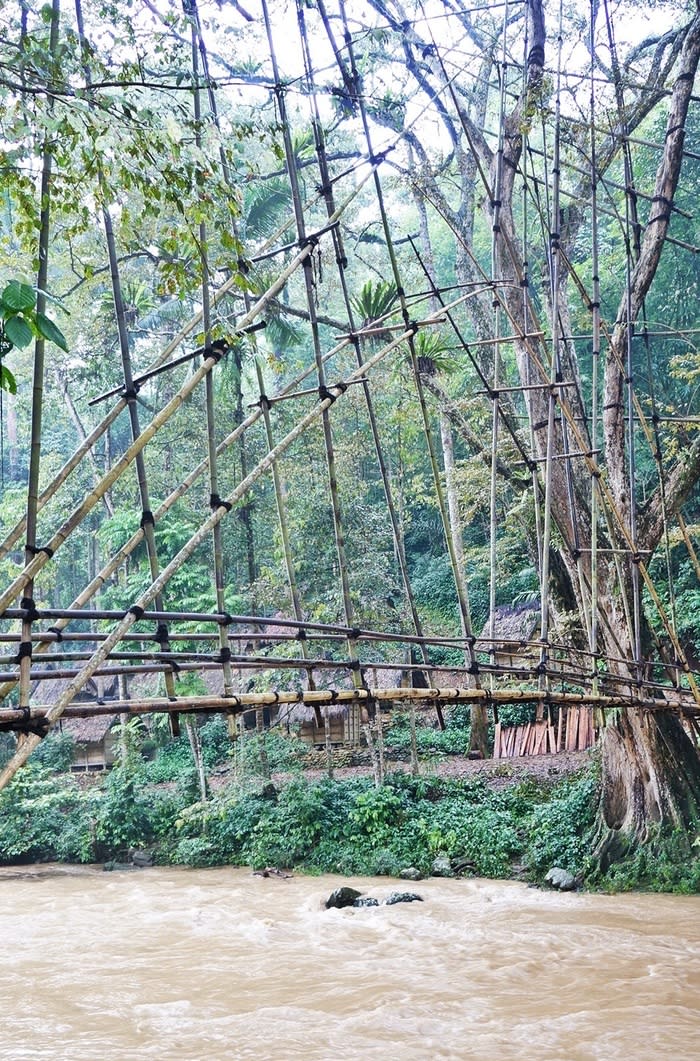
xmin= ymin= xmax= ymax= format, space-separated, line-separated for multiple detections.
xmin=493 ymin=707 xmax=597 ymax=759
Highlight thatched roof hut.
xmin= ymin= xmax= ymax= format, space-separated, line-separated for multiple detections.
xmin=476 ymin=602 xmax=541 ymax=671
xmin=60 ymin=713 xmax=120 ymax=771
xmin=31 ymin=676 xmax=120 ymax=770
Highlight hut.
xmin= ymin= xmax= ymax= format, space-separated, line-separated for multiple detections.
xmin=280 ymin=701 xmax=349 ymax=746
xmin=60 ymin=713 xmax=120 ymax=771
xmin=31 ymin=675 xmax=121 ymax=771
xmin=476 ymin=601 xmax=541 ymax=673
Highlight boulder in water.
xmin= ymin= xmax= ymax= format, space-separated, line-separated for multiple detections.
xmin=384 ymin=891 xmax=423 ymax=905
xmin=430 ymin=855 xmax=453 ymax=878
xmin=545 ymin=867 xmax=577 ymax=891
xmin=131 ymin=849 xmax=154 ymax=868
xmin=326 ymin=886 xmax=364 ymax=909
xmin=353 ymin=897 xmax=380 ymax=907
xmin=399 ymin=867 xmax=423 ymax=881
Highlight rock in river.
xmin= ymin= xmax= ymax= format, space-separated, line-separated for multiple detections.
xmin=545 ymin=867 xmax=577 ymax=891
xmin=384 ymin=892 xmax=423 ymax=905
xmin=326 ymin=887 xmax=364 ymax=909
xmin=399 ymin=867 xmax=423 ymax=881
xmin=430 ymin=855 xmax=453 ymax=878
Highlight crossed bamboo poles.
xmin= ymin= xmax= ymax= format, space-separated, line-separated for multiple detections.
xmin=0 ymin=244 xmax=487 ymax=789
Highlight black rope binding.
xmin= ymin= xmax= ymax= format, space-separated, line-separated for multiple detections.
xmin=20 ymin=597 xmax=40 ymax=621
xmin=27 ymin=544 xmax=54 ymax=558
xmin=206 ymin=339 xmax=230 ymax=363
xmin=210 ymin=493 xmax=233 ymax=512
xmin=154 ymin=623 xmax=169 ymax=645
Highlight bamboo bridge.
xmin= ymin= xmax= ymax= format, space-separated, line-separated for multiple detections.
xmin=1 ymin=0 xmax=700 ymax=788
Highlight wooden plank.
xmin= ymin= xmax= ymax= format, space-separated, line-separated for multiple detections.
xmin=494 ymin=722 xmax=502 ymax=759
xmin=521 ymin=722 xmax=532 ymax=756
xmin=548 ymin=723 xmax=556 ymax=753
xmin=556 ymin=708 xmax=563 ymax=752
xmin=534 ymin=719 xmax=547 ymax=755
xmin=566 ymin=707 xmax=578 ymax=751
xmin=577 ymin=707 xmax=587 ymax=750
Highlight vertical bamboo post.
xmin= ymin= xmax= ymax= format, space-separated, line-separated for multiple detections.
xmin=186 ymin=1 xmax=236 ymax=724
xmin=18 ymin=0 xmax=61 ymax=731
xmin=296 ymin=0 xmax=438 ymax=729
xmin=263 ymin=0 xmax=366 ymax=747
xmin=337 ymin=0 xmax=481 ymax=751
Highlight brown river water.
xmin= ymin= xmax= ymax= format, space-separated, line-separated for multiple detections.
xmin=1 ymin=865 xmax=698 ymax=1060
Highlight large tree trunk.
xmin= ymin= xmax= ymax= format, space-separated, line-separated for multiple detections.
xmin=596 ymin=709 xmax=700 ymax=870
xmin=491 ymin=0 xmax=700 ymax=867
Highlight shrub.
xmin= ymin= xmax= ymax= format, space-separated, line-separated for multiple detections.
xmin=32 ymin=732 xmax=75 ymax=773
xmin=0 ymin=767 xmax=95 ymax=863
xmin=524 ymin=773 xmax=598 ymax=876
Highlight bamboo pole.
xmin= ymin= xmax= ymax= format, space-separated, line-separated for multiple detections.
xmin=589 ymin=0 xmax=601 ymax=699
xmin=263 ymin=0 xmax=366 ymax=747
xmin=187 ymin=3 xmax=236 ymax=709
xmin=18 ymin=0 xmax=61 ymax=730
xmin=337 ymin=0 xmax=481 ymax=750
xmin=0 ymin=685 xmax=695 ymax=725
xmin=296 ymin=4 xmax=437 ymax=726
xmin=76 ymin=0 xmax=182 ymax=706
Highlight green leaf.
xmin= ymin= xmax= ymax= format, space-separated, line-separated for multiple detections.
xmin=0 ymin=364 xmax=17 ymax=394
xmin=36 ymin=312 xmax=68 ymax=351
xmin=3 ymin=314 xmax=33 ymax=348
xmin=1 ymin=280 xmax=36 ymax=313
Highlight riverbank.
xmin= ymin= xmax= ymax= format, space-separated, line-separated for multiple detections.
xmin=0 ymin=731 xmax=698 ymax=893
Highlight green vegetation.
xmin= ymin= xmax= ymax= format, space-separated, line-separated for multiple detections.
xmin=0 ymin=718 xmax=696 ymax=893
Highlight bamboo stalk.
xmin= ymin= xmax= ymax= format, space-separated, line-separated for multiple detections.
xmin=262 ymin=0 xmax=365 ymax=742
xmin=18 ymin=0 xmax=61 ymax=727
xmin=295 ymin=14 xmax=437 ymax=714
xmin=187 ymin=3 xmax=235 ymax=707
xmin=336 ymin=4 xmax=480 ymax=750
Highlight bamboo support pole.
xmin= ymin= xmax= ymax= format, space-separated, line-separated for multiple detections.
xmin=589 ymin=0 xmax=601 ymax=695
xmin=188 ymin=6 xmax=235 ymax=704
xmin=18 ymin=0 xmax=61 ymax=727
xmin=488 ymin=1 xmax=510 ymax=698
xmin=297 ymin=7 xmax=436 ymax=709
xmin=338 ymin=0 xmax=479 ymax=698
xmin=263 ymin=0 xmax=367 ymax=740
xmin=0 ymin=685 xmax=696 ymax=726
